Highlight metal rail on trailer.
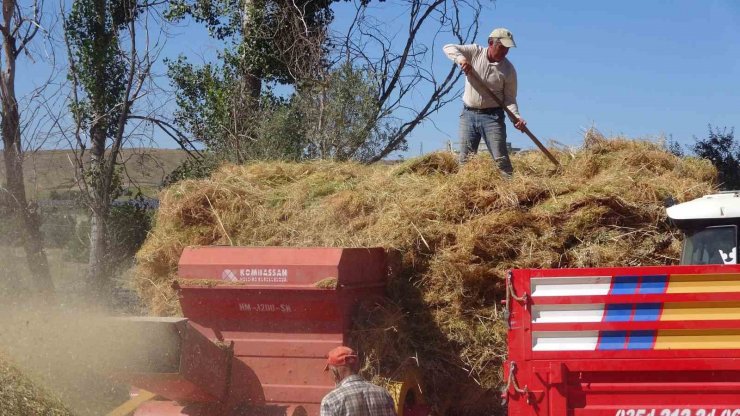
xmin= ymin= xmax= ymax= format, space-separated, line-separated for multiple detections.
xmin=505 ymin=264 xmax=740 ymax=416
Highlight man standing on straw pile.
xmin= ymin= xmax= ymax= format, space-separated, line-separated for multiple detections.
xmin=320 ymin=346 xmax=397 ymax=416
xmin=444 ymin=28 xmax=527 ymax=175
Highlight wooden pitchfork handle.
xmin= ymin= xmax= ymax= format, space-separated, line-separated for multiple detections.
xmin=465 ymin=69 xmax=560 ymax=168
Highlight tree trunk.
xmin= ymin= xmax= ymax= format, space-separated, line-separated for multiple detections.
xmin=241 ymin=0 xmax=262 ymax=102
xmin=244 ymin=73 xmax=261 ymax=101
xmin=1 ymin=110 xmax=55 ymax=299
xmin=81 ymin=0 xmax=113 ymax=301
xmin=87 ymin=205 xmax=109 ymax=298
xmin=86 ymin=115 xmax=110 ymax=299
xmin=233 ymin=0 xmax=262 ymax=163
xmin=1 ymin=0 xmax=54 ymax=298
xmin=233 ymin=73 xmax=261 ymax=163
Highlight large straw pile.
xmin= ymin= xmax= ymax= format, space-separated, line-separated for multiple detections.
xmin=135 ymin=133 xmax=716 ymax=415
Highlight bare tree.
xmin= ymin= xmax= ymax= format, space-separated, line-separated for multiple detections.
xmin=0 ymin=0 xmax=55 ymax=297
xmin=339 ymin=0 xmax=481 ymax=162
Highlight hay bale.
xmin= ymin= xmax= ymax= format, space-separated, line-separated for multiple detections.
xmin=134 ymin=133 xmax=716 ymax=415
xmin=394 ymin=152 xmax=459 ymax=175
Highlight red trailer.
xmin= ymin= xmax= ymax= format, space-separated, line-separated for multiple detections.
xmin=504 ymin=264 xmax=740 ymax=416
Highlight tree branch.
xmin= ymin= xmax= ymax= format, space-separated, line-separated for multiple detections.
xmin=128 ymin=114 xmax=203 ymax=159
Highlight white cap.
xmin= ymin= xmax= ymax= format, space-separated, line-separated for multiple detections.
xmin=488 ymin=28 xmax=516 ymax=48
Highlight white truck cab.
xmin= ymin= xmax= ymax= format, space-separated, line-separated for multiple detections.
xmin=667 ymin=191 xmax=740 ymax=265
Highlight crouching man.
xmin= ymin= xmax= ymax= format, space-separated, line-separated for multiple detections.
xmin=320 ymin=346 xmax=397 ymax=416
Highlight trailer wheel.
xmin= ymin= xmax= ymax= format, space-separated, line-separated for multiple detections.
xmin=388 ymin=369 xmax=432 ymax=416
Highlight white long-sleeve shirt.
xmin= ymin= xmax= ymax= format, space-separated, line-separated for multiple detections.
xmin=443 ymin=44 xmax=521 ymax=118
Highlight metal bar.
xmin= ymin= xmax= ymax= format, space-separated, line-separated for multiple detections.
xmin=532 ymin=320 xmax=740 ymax=331
xmin=532 ymin=293 xmax=740 ymax=305
xmin=578 ymin=382 xmax=740 ymax=393
xmin=525 ymin=265 xmax=740 ymax=278
xmin=574 ymin=407 xmax=740 ymax=416
xmin=531 ymin=350 xmax=740 ymax=360
xmin=105 ymin=390 xmax=157 ymax=416
xmin=178 ymin=284 xmax=338 ymax=290
xmin=465 ymin=69 xmax=560 ymax=167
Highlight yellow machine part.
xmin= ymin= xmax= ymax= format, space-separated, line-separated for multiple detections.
xmin=106 ymin=390 xmax=157 ymax=416
xmin=387 ymin=368 xmax=428 ymax=416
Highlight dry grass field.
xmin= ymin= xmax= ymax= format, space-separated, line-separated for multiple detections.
xmin=0 ymin=148 xmax=189 ymax=198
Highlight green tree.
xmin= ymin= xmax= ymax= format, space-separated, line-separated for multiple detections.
xmin=64 ymin=0 xmax=157 ymax=299
xmin=295 ymin=62 xmax=392 ymax=161
xmin=167 ymin=59 xmax=308 ymax=162
xmin=63 ymin=199 xmax=152 ymax=271
xmin=166 ymin=0 xmax=335 ymax=162
xmin=168 ymin=0 xmax=335 ymax=90
xmin=692 ymin=126 xmax=739 ymax=190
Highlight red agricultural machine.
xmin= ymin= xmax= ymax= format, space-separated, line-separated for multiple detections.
xmin=108 ymin=247 xmax=428 ymax=416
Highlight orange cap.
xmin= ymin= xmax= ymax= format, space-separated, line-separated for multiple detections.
xmin=324 ymin=346 xmax=358 ymax=371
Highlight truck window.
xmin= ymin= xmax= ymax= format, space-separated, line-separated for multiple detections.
xmin=681 ymin=225 xmax=737 ymax=265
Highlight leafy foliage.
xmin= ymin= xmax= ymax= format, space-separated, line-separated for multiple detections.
xmin=63 ymin=196 xmax=153 ymax=268
xmin=296 ymin=62 xmax=398 ymax=161
xmin=166 ymin=0 xmax=473 ymax=164
xmin=165 ymin=0 xmax=352 ymax=162
xmin=167 ymin=56 xmax=309 ymax=161
xmin=255 ymin=95 xmax=307 ymax=159
xmin=106 ymin=199 xmax=154 ymax=268
xmin=65 ymin=0 xmax=130 ymax=136
xmin=163 ymin=155 xmax=221 ymax=187
xmin=85 ymin=163 xmax=126 ymax=201
xmin=169 ymin=57 xmax=396 ymax=162
xmin=167 ymin=0 xmax=334 ymax=84
xmin=64 ymin=0 xmax=154 ymax=296
xmin=666 ymin=135 xmax=684 ymax=157
xmin=40 ymin=210 xmax=79 ymax=249
xmin=691 ymin=126 xmax=738 ymax=190
xmin=166 ymin=58 xmax=222 ymax=150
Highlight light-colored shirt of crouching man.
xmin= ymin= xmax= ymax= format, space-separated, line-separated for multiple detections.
xmin=320 ymin=346 xmax=397 ymax=416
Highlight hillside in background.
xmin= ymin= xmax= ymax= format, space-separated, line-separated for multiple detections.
xmin=0 ymin=148 xmax=189 ymax=197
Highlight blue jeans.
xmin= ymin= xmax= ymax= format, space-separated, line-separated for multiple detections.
xmin=458 ymin=107 xmax=513 ymax=175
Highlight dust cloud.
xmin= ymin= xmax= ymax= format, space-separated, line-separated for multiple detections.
xmin=0 ymin=279 xmax=181 ymax=415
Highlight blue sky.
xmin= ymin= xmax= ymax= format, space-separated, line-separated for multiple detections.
xmin=15 ymin=0 xmax=740 ymax=157
xmin=364 ymin=0 xmax=740 ymax=156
